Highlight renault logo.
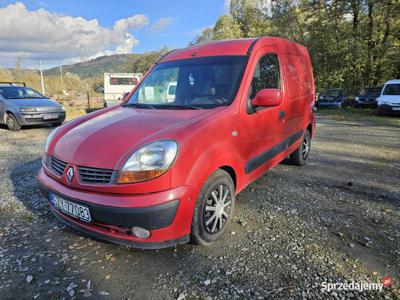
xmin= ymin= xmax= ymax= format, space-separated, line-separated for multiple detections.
xmin=66 ymin=167 xmax=74 ymax=182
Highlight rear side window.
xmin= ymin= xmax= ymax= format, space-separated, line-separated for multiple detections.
xmin=250 ymin=54 xmax=280 ymax=99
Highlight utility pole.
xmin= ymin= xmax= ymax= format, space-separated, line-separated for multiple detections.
xmin=86 ymin=83 xmax=91 ymax=111
xmin=39 ymin=60 xmax=45 ymax=95
xmin=59 ymin=65 xmax=64 ymax=92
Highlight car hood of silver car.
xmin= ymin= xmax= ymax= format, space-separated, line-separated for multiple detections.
xmin=7 ymin=98 xmax=63 ymax=110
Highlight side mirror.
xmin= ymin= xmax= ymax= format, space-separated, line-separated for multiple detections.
xmin=251 ymin=89 xmax=282 ymax=108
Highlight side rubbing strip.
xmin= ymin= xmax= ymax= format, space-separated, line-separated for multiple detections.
xmin=245 ymin=130 xmax=304 ymax=174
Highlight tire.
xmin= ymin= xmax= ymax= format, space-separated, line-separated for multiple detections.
xmin=289 ymin=130 xmax=311 ymax=166
xmin=52 ymin=122 xmax=63 ymax=127
xmin=191 ymin=169 xmax=235 ymax=245
xmin=6 ymin=113 xmax=21 ymax=131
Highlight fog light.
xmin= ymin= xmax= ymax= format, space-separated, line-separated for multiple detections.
xmin=131 ymin=226 xmax=151 ymax=239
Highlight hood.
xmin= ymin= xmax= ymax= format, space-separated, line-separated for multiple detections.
xmin=8 ymin=98 xmax=62 ymax=108
xmin=52 ymin=106 xmax=221 ymax=169
xmin=380 ymin=95 xmax=400 ymax=104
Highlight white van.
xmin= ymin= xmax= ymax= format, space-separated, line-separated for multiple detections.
xmin=377 ymin=79 xmax=400 ymax=115
xmin=104 ymin=73 xmax=142 ymax=107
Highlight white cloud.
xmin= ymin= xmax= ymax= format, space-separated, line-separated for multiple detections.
xmin=0 ymin=2 xmax=149 ymax=67
xmin=147 ymin=17 xmax=175 ymax=33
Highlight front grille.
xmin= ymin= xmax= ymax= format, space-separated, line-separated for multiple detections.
xmin=51 ymin=156 xmax=67 ymax=175
xmin=78 ymin=166 xmax=114 ymax=184
xmin=36 ymin=107 xmax=60 ymax=112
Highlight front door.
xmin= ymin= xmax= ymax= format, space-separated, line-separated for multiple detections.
xmin=238 ymin=47 xmax=286 ymax=177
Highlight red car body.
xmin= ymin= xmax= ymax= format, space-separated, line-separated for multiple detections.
xmin=37 ymin=37 xmax=316 ymax=249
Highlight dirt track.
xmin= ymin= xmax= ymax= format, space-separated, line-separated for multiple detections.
xmin=0 ymin=112 xmax=399 ymax=299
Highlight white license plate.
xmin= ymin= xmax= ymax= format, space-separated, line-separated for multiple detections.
xmin=392 ymin=107 xmax=400 ymax=111
xmin=43 ymin=113 xmax=59 ymax=120
xmin=50 ymin=192 xmax=91 ymax=222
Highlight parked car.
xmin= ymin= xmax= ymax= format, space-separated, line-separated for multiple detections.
xmin=37 ymin=37 xmax=316 ymax=249
xmin=316 ymin=88 xmax=346 ymax=108
xmin=0 ymin=82 xmax=66 ymax=131
xmin=354 ymin=87 xmax=382 ymax=108
xmin=377 ymin=79 xmax=400 ymax=115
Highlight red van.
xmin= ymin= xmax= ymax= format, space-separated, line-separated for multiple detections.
xmin=37 ymin=37 xmax=316 ymax=249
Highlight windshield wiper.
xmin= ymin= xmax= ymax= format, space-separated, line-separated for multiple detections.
xmin=154 ymin=104 xmax=203 ymax=110
xmin=122 ymin=103 xmax=157 ymax=109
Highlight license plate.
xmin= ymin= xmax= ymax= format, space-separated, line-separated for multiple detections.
xmin=49 ymin=192 xmax=91 ymax=222
xmin=392 ymin=107 xmax=400 ymax=111
xmin=43 ymin=113 xmax=59 ymax=120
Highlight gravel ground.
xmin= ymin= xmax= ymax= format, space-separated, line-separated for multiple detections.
xmin=0 ymin=113 xmax=399 ymax=299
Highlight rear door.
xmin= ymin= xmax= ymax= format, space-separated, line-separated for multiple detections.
xmin=239 ymin=47 xmax=286 ymax=175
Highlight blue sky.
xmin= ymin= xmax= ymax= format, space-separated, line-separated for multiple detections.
xmin=0 ymin=0 xmax=228 ymax=68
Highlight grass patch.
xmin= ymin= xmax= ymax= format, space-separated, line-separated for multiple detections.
xmin=66 ymin=107 xmax=86 ymax=121
xmin=317 ymin=107 xmax=400 ymax=127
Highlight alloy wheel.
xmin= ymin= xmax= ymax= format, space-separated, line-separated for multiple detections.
xmin=302 ymin=134 xmax=311 ymax=160
xmin=203 ymin=184 xmax=232 ymax=234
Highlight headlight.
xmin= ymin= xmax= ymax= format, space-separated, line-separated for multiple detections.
xmin=44 ymin=127 xmax=60 ymax=154
xmin=355 ymin=96 xmax=359 ymax=101
xmin=61 ymin=105 xmax=65 ymax=110
xmin=20 ymin=107 xmax=37 ymax=112
xmin=117 ymin=140 xmax=178 ymax=184
xmin=379 ymin=100 xmax=390 ymax=105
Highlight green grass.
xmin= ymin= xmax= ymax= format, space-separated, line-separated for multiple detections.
xmin=317 ymin=107 xmax=400 ymax=127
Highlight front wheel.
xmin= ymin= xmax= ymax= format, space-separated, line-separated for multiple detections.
xmin=6 ymin=113 xmax=21 ymax=131
xmin=290 ymin=130 xmax=311 ymax=166
xmin=191 ymin=169 xmax=235 ymax=245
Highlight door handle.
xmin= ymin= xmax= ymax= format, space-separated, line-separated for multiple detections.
xmin=279 ymin=110 xmax=286 ymax=119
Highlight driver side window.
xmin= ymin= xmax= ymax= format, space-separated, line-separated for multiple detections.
xmin=249 ymin=54 xmax=280 ymax=99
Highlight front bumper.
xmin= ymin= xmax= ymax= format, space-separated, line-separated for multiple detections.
xmin=378 ymin=104 xmax=400 ymax=115
xmin=355 ymin=100 xmax=377 ymax=107
xmin=19 ymin=111 xmax=66 ymax=125
xmin=37 ymin=168 xmax=195 ymax=249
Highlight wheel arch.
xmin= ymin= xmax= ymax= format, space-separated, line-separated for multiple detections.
xmin=179 ymin=141 xmax=244 ymax=194
xmin=4 ymin=110 xmax=16 ymax=123
xmin=306 ymin=122 xmax=313 ymax=137
xmin=219 ymin=165 xmax=237 ymax=191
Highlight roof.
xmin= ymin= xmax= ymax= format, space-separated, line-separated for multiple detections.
xmin=0 ymin=82 xmax=26 ymax=87
xmin=158 ymin=37 xmax=308 ymax=63
xmin=385 ymin=79 xmax=400 ymax=84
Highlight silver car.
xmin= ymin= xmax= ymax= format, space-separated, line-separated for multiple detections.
xmin=0 ymin=82 xmax=66 ymax=131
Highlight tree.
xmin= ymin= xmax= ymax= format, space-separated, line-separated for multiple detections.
xmin=213 ymin=15 xmax=242 ymax=40
xmin=199 ymin=0 xmax=400 ymax=94
xmin=193 ymin=28 xmax=215 ymax=44
xmin=125 ymin=48 xmax=171 ymax=74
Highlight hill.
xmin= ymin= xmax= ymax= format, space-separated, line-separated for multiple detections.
xmin=43 ymin=54 xmax=141 ymax=79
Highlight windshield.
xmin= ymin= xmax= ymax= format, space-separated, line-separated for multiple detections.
xmin=324 ymin=90 xmax=344 ymax=97
xmin=126 ymin=56 xmax=248 ymax=109
xmin=360 ymin=87 xmax=381 ymax=96
xmin=0 ymin=86 xmax=45 ymax=99
xmin=382 ymin=84 xmax=400 ymax=96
